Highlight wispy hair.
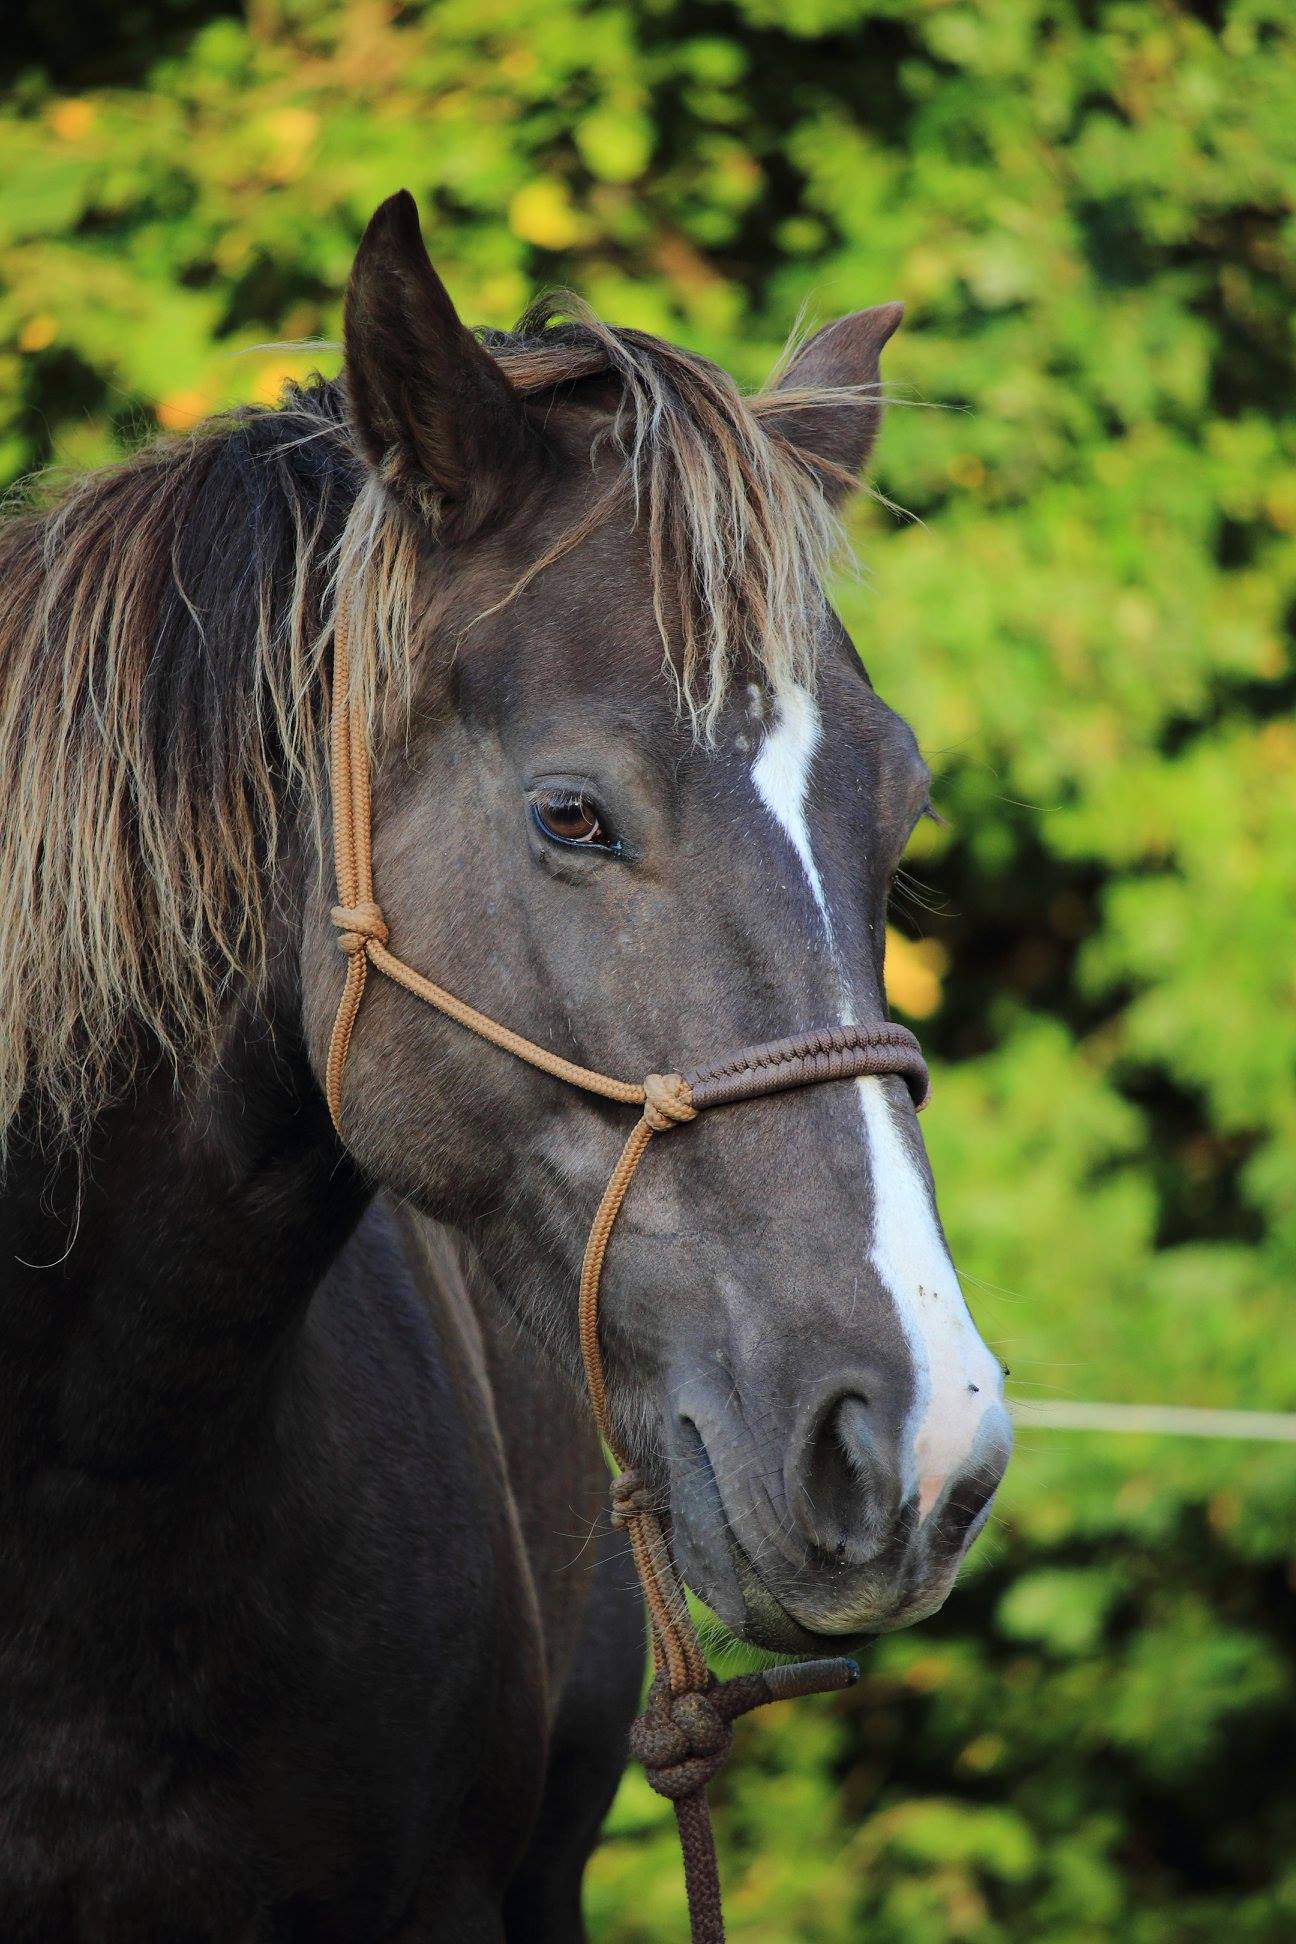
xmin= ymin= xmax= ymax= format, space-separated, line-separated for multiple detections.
xmin=0 ymin=305 xmax=864 ymax=1161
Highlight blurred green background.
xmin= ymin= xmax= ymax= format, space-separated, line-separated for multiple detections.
xmin=3 ymin=0 xmax=1294 ymax=1935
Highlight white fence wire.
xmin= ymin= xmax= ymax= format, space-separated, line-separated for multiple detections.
xmin=1012 ymin=1400 xmax=1296 ymax=1443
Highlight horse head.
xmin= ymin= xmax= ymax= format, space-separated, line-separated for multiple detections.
xmin=303 ymin=192 xmax=1011 ymax=1651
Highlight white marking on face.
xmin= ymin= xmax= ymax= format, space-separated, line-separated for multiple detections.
xmin=750 ymin=682 xmax=832 ymax=928
xmin=854 ymin=1076 xmax=1003 ymax=1515
xmin=749 ymin=684 xmax=1001 ymax=1520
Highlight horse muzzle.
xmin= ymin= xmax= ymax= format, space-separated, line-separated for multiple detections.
xmin=666 ymin=1374 xmax=1012 ymax=1651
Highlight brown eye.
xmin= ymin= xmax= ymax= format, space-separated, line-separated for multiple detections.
xmin=531 ymin=789 xmax=620 ymax=853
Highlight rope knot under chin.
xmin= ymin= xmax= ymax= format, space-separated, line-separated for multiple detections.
xmin=331 ymin=901 xmax=389 ymax=955
xmin=630 ymin=1678 xmax=733 ymax=1801
xmin=642 ymin=1072 xmax=697 ymax=1132
xmin=609 ymin=1468 xmax=657 ymax=1529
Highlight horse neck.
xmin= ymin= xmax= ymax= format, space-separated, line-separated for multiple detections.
xmin=0 ymin=964 xmax=370 ymax=1481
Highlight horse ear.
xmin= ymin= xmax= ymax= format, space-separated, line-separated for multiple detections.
xmin=763 ymin=303 xmax=904 ymax=501
xmin=344 ymin=191 xmax=539 ymax=537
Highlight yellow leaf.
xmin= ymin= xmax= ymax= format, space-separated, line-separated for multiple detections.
xmin=156 ymin=388 xmax=211 ymax=432
xmin=903 ymin=1653 xmax=953 ymax=1692
xmin=49 ymin=99 xmax=96 ymax=141
xmin=264 ymin=107 xmax=319 ymax=151
xmin=885 ymin=928 xmax=948 ymax=1019
xmin=18 ymin=314 xmax=58 ymax=353
xmin=262 ymin=107 xmax=319 ymax=183
xmin=508 ymin=179 xmax=583 ymax=250
xmin=252 ymin=360 xmax=309 ymax=406
xmin=957 ymin=1732 xmax=1006 ymax=1774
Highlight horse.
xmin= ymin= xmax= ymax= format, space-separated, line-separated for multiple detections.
xmin=0 ymin=189 xmax=1011 ymax=1940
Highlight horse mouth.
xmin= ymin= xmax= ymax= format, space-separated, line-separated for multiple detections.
xmin=726 ymin=1536 xmax=878 ymax=1655
xmin=668 ymin=1419 xmax=881 ymax=1656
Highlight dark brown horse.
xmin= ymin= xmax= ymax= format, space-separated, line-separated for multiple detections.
xmin=0 ymin=191 xmax=1009 ymax=1939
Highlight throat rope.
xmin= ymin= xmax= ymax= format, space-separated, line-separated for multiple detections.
xmin=325 ymin=594 xmax=930 ymax=1943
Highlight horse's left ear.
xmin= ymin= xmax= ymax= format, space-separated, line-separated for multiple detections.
xmin=762 ymin=303 xmax=904 ymax=501
xmin=344 ymin=190 xmax=541 ymax=538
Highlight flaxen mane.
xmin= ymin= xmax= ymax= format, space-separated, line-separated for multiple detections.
xmin=0 ymin=305 xmax=862 ymax=1160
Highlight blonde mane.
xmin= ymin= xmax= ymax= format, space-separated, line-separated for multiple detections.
xmin=0 ymin=307 xmax=861 ymax=1162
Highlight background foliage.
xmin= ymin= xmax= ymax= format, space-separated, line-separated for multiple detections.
xmin=3 ymin=0 xmax=1294 ymax=1935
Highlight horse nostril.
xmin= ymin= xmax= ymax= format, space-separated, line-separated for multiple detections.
xmin=930 ymin=1410 xmax=1013 ymax=1550
xmin=932 ymin=1467 xmax=998 ymax=1549
xmin=794 ymin=1390 xmax=902 ymax=1566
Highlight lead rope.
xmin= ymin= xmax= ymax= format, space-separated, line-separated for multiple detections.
xmin=325 ymin=592 xmax=925 ymax=1942
xmin=573 ymin=1095 xmax=859 ymax=1941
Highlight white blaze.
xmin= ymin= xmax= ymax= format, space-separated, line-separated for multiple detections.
xmin=854 ymin=1075 xmax=1001 ymax=1515
xmin=750 ymin=685 xmax=1000 ymax=1517
xmin=751 ymin=683 xmax=831 ymax=924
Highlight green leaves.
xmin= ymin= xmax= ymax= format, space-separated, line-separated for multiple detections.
xmin=4 ymin=2 xmax=1294 ymax=1936
xmin=997 ymin=1567 xmax=1127 ymax=1657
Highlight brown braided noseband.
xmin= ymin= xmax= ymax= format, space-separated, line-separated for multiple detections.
xmin=324 ymin=596 xmax=930 ymax=1942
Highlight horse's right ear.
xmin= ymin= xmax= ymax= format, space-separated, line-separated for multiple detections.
xmin=344 ymin=191 xmax=538 ymax=538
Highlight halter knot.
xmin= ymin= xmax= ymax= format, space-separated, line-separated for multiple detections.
xmin=609 ymin=1467 xmax=656 ymax=1529
xmin=331 ymin=901 xmax=389 ymax=956
xmin=642 ymin=1072 xmax=697 ymax=1132
xmin=630 ymin=1677 xmax=733 ymax=1801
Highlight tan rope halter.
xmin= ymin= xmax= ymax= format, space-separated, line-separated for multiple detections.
xmin=325 ymin=594 xmax=930 ymax=1943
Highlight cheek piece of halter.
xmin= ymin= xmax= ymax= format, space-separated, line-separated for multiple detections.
xmin=324 ymin=597 xmax=930 ymax=1944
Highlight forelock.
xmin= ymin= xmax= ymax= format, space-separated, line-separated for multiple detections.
xmin=485 ymin=299 xmax=848 ymax=740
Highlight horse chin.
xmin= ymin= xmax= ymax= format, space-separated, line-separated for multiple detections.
xmin=692 ymin=1520 xmax=958 ymax=1654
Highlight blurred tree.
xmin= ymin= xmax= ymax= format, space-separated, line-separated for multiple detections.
xmin=2 ymin=2 xmax=1293 ymax=1936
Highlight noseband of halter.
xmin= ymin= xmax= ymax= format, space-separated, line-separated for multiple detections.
xmin=324 ymin=596 xmax=930 ymax=1944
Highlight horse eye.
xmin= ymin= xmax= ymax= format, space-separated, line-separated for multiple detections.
xmin=531 ymin=790 xmax=618 ymax=852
